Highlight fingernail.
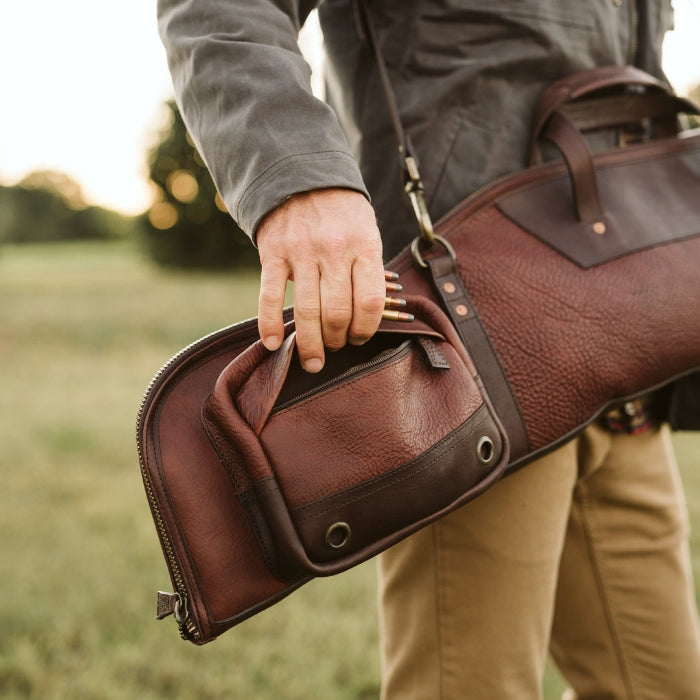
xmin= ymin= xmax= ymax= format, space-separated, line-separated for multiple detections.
xmin=303 ymin=358 xmax=324 ymax=373
xmin=263 ymin=335 xmax=281 ymax=350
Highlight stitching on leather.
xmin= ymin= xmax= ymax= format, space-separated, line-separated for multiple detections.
xmin=292 ymin=407 xmax=493 ymax=520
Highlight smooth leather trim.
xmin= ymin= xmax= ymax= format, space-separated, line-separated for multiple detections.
xmin=498 ymin=133 xmax=700 ymax=268
xmin=426 ymin=254 xmax=530 ymax=461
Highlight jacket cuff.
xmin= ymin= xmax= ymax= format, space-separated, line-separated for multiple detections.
xmin=232 ymin=150 xmax=370 ymax=239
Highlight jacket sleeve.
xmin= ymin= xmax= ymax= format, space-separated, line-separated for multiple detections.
xmin=157 ymin=0 xmax=369 ymax=239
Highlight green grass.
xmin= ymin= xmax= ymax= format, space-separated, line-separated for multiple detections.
xmin=0 ymin=240 xmax=697 ymax=699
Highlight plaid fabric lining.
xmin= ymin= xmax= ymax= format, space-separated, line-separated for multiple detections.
xmin=602 ymin=398 xmax=656 ymax=434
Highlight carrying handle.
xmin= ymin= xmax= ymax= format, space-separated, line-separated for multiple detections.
xmin=529 ymin=66 xmax=668 ymax=155
xmin=529 ymin=66 xmax=699 ymax=164
xmin=529 ymin=66 xmax=700 ymax=224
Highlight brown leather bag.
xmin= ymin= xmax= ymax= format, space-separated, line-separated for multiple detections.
xmin=138 ymin=65 xmax=700 ymax=643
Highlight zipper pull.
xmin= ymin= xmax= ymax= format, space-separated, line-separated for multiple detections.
xmin=156 ymin=590 xmax=180 ymax=620
xmin=418 ymin=337 xmax=450 ymax=370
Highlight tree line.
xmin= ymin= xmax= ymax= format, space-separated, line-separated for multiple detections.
xmin=0 ymin=100 xmax=258 ymax=269
xmin=0 ymin=171 xmax=131 ymax=245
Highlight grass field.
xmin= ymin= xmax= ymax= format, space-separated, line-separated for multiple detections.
xmin=1 ymin=240 xmax=698 ymax=699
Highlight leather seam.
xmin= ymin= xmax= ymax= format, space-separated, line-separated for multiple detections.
xmin=291 ymin=406 xmax=492 ymax=520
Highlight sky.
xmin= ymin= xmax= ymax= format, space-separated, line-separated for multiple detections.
xmin=0 ymin=0 xmax=698 ymax=216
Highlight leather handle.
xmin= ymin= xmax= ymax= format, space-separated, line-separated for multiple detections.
xmin=528 ymin=66 xmax=700 ymax=165
xmin=237 ymin=332 xmax=297 ymax=435
xmin=530 ymin=92 xmax=699 ymax=166
xmin=528 ymin=66 xmax=700 ymax=224
xmin=542 ymin=112 xmax=604 ymax=224
xmin=530 ymin=66 xmax=668 ymax=148
xmin=555 ymin=92 xmax=698 ymax=137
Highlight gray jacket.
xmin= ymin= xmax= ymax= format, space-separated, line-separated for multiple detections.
xmin=157 ymin=0 xmax=673 ymax=259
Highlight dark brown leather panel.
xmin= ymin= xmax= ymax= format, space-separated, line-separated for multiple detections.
xmin=498 ymin=134 xmax=700 ymax=268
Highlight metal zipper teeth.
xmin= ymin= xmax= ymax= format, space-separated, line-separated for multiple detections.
xmin=139 ymin=453 xmax=199 ymax=641
xmin=271 ymin=339 xmax=414 ymax=414
xmin=135 ymin=320 xmax=260 ymax=642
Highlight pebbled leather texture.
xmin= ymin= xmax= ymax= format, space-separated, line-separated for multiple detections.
xmin=201 ymin=294 xmax=509 ymax=580
xmin=137 ymin=68 xmax=700 ymax=643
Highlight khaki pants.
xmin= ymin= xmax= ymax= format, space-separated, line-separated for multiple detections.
xmin=378 ymin=424 xmax=700 ymax=699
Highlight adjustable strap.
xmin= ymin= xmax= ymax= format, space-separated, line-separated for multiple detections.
xmin=356 ymin=0 xmax=434 ymax=243
xmin=427 ymin=255 xmax=530 ymax=462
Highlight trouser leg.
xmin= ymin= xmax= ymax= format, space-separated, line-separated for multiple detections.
xmin=550 ymin=425 xmax=700 ymax=699
xmin=378 ymin=439 xmax=578 ymax=700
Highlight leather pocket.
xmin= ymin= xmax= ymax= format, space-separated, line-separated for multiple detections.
xmin=202 ymin=295 xmax=509 ymax=579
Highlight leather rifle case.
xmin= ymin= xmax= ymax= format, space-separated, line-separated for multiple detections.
xmin=137 ymin=66 xmax=700 ymax=643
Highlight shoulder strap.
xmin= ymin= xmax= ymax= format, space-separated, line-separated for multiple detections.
xmin=355 ymin=0 xmax=435 ymax=243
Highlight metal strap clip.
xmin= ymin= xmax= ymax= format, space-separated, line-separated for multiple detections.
xmin=404 ymin=156 xmax=435 ymax=245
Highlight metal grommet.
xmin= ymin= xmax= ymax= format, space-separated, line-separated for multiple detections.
xmin=411 ymin=234 xmax=457 ymax=269
xmin=325 ymin=522 xmax=351 ymax=550
xmin=476 ymin=436 xmax=495 ymax=465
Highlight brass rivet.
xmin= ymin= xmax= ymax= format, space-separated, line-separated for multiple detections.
xmin=455 ymin=304 xmax=468 ymax=316
xmin=593 ymin=221 xmax=607 ymax=235
xmin=444 ymin=282 xmax=456 ymax=294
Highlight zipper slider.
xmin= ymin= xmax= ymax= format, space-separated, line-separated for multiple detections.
xmin=156 ymin=590 xmax=180 ymax=620
xmin=157 ymin=591 xmax=199 ymax=641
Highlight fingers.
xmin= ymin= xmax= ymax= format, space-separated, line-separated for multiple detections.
xmin=292 ymin=261 xmax=325 ymax=373
xmin=256 ymin=188 xmax=386 ymax=372
xmin=257 ymin=256 xmax=289 ymax=352
xmin=347 ymin=251 xmax=386 ymax=345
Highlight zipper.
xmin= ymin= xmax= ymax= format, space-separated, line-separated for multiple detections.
xmin=271 ymin=339 xmax=414 ymax=414
xmin=140 ymin=463 xmax=198 ymax=641
xmin=135 ymin=320 xmax=262 ymax=642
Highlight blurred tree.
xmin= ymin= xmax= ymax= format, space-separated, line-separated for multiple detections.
xmin=141 ymin=101 xmax=259 ymax=269
xmin=0 ymin=171 xmax=130 ymax=244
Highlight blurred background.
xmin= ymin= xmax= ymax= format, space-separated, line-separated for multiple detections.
xmin=1 ymin=1 xmax=699 ymax=698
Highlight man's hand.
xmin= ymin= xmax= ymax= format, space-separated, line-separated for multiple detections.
xmin=256 ymin=188 xmax=386 ymax=373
